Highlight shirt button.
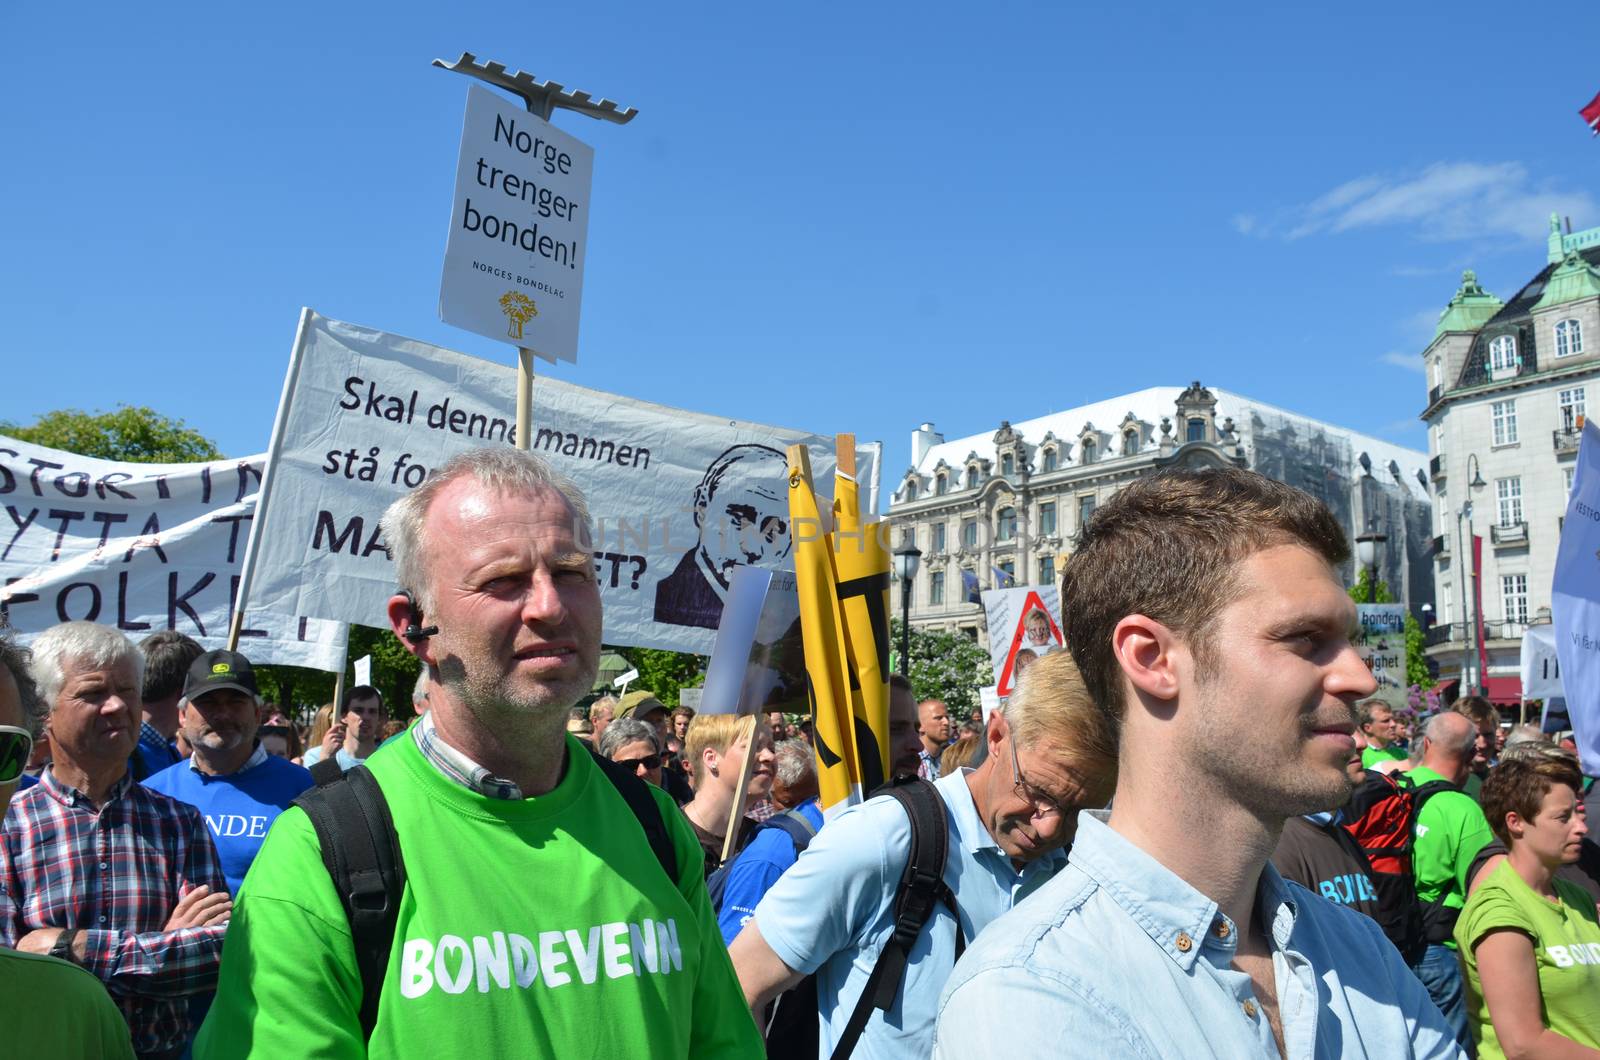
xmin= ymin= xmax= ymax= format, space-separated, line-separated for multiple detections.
xmin=99 ymin=915 xmax=108 ymax=924
xmin=99 ymin=862 xmax=108 ymax=871
xmin=1214 ymin=920 xmax=1231 ymax=939
xmin=1243 ymin=1000 xmax=1258 ymax=1019
xmin=1175 ymin=932 xmax=1193 ymax=953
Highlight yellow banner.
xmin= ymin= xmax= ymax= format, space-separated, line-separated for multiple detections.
xmin=832 ymin=471 xmax=891 ymax=792
xmin=788 ymin=445 xmax=864 ymax=813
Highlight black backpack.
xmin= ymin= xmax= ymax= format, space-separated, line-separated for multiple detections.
xmin=829 ymin=776 xmax=964 ymax=1060
xmin=293 ymin=747 xmax=679 ymax=1040
xmin=707 ymin=809 xmax=819 ymax=915
xmin=1342 ymin=770 xmax=1461 ymax=959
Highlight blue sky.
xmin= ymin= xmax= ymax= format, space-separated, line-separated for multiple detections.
xmin=4 ymin=2 xmax=1597 ymax=496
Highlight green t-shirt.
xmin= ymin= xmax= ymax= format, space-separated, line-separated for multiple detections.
xmin=1404 ymin=766 xmax=1494 ymax=946
xmin=1456 ymin=861 xmax=1600 ymax=1059
xmin=195 ymin=734 xmax=761 ymax=1058
xmin=0 ymin=947 xmax=136 ymax=1058
xmin=1361 ymin=744 xmax=1409 ymax=768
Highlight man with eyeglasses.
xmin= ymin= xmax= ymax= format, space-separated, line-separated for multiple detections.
xmin=729 ymin=651 xmax=1117 ymax=1058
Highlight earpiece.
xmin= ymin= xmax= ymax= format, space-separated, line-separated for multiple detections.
xmin=399 ymin=589 xmax=439 ymax=643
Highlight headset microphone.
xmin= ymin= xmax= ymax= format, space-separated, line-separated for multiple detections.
xmin=399 ymin=590 xmax=440 ymax=643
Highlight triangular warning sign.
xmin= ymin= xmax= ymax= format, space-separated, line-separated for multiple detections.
xmin=995 ymin=590 xmax=1065 ymax=696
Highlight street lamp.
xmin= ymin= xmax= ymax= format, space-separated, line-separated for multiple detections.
xmin=1354 ymin=521 xmax=1388 ymax=604
xmin=1457 ymin=453 xmax=1487 ymax=694
xmin=891 ymin=543 xmax=923 ymax=675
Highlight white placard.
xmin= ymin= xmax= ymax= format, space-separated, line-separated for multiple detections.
xmin=353 ymin=654 xmax=372 ymax=688
xmin=979 ymin=585 xmax=1064 ymax=696
xmin=439 ymin=85 xmax=594 ymax=361
xmin=0 ymin=436 xmax=347 ymax=670
xmin=1356 ymin=604 xmax=1409 ymax=707
xmin=1520 ymin=625 xmax=1562 ymax=702
xmin=1552 ymin=417 xmax=1600 ymax=775
xmin=244 ymin=312 xmax=878 ymax=657
xmin=612 ymin=667 xmax=639 ymax=688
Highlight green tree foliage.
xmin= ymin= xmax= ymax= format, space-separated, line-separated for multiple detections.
xmin=892 ymin=619 xmax=993 ymax=718
xmin=3 ymin=405 xmax=224 ymax=463
xmin=254 ymin=625 xmax=421 ymax=725
xmin=612 ymin=646 xmax=705 ymax=707
xmin=1346 ymin=569 xmax=1394 ymax=605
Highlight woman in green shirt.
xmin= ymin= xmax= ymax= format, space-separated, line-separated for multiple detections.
xmin=1456 ymin=754 xmax=1600 ymax=1059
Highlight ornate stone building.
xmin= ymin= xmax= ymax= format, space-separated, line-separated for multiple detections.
xmin=1421 ymin=216 xmax=1600 ymax=703
xmin=888 ymin=382 xmax=1431 ymax=643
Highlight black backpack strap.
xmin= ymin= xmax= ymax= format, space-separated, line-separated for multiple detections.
xmin=831 ymin=777 xmax=961 ymax=1060
xmin=588 ymin=748 xmax=679 ymax=884
xmin=308 ymin=756 xmax=344 ymax=788
xmin=1407 ymin=779 xmax=1465 ymax=943
xmin=293 ymin=765 xmax=405 ymax=1041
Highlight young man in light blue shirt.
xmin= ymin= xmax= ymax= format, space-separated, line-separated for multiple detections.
xmin=729 ymin=654 xmax=1117 ymax=1059
xmin=934 ymin=466 xmax=1463 ymax=1060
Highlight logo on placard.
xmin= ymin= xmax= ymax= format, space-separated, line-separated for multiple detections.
xmin=498 ymin=291 xmax=539 ymax=340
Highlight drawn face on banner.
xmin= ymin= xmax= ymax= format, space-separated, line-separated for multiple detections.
xmin=695 ymin=445 xmax=791 ymax=591
xmin=1024 ymin=610 xmax=1052 ymax=647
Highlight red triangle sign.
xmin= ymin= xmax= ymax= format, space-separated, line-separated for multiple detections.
xmin=995 ymin=590 xmax=1065 ymax=696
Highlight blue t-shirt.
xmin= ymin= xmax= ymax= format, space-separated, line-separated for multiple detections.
xmin=718 ymin=798 xmax=824 ymax=944
xmin=144 ymin=748 xmax=314 ymax=894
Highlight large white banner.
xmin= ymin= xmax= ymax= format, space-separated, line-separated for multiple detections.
xmin=246 ymin=312 xmax=879 ymax=656
xmin=1520 ymin=625 xmax=1563 ymax=702
xmin=0 ymin=437 xmax=347 ymax=670
xmin=439 ymin=85 xmax=594 ymax=361
xmin=1552 ymin=417 xmax=1600 ymax=775
xmin=980 ymin=585 xmax=1063 ymax=696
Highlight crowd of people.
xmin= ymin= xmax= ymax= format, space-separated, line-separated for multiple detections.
xmin=2 ymin=450 xmax=1598 ymax=1058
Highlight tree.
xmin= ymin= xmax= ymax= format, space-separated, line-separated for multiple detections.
xmin=611 ymin=646 xmax=705 ymax=707
xmin=254 ymin=625 xmax=422 ymax=725
xmin=892 ymin=619 xmax=994 ymax=718
xmin=2 ymin=405 xmax=223 ymax=463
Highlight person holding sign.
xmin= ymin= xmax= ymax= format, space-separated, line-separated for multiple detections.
xmin=196 ymin=448 xmax=759 ymax=1058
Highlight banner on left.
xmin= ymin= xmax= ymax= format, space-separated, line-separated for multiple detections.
xmin=0 ymin=436 xmax=348 ymax=671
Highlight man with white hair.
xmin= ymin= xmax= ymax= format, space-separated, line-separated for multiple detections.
xmin=0 ymin=621 xmax=230 ymax=1058
xmin=1402 ymin=710 xmax=1495 ymax=1054
xmin=197 ymin=447 xmax=759 ymax=1058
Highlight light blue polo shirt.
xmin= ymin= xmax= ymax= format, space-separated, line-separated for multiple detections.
xmin=752 ymin=769 xmax=1066 ymax=1059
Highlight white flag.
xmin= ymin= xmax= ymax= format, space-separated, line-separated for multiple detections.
xmin=1551 ymin=417 xmax=1600 ymax=774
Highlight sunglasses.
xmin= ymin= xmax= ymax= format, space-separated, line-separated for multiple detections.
xmin=0 ymin=726 xmax=34 ymax=785
xmin=614 ymin=754 xmax=662 ymax=772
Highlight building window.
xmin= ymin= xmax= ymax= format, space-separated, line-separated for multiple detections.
xmin=1001 ymin=453 xmax=1014 ymax=478
xmin=1491 ymin=399 xmax=1518 ymax=446
xmin=1566 ymin=467 xmax=1576 ymax=500
xmin=1502 ymin=574 xmax=1529 ymax=626
xmin=1496 ymin=477 xmax=1523 ymax=527
xmin=1489 ymin=334 xmax=1518 ymax=375
xmin=961 ymin=519 xmax=978 ymax=549
xmin=996 ymin=507 xmax=1016 ymax=542
xmin=1122 ymin=431 xmax=1139 ymax=456
xmin=1560 ymin=386 xmax=1586 ymax=431
xmin=1431 ymin=356 xmax=1442 ymax=387
xmin=998 ymin=560 xmax=1015 ymax=586
xmin=965 ymin=467 xmax=979 ymax=489
xmin=932 ymin=523 xmax=945 ymax=552
xmin=1078 ymin=494 xmax=1097 ymax=528
xmin=1186 ymin=418 xmax=1206 ymax=443
xmin=929 ymin=571 xmax=944 ymax=606
xmin=1037 ymin=554 xmax=1055 ymax=587
xmin=1038 ymin=502 xmax=1057 ymax=536
xmin=901 ymin=528 xmax=916 ymax=549
xmin=935 ymin=473 xmax=947 ymax=496
xmin=1442 ymin=585 xmax=1452 ymax=626
xmin=1041 ymin=448 xmax=1057 ymax=472
xmin=1081 ymin=438 xmax=1096 ymax=464
xmin=1556 ymin=318 xmax=1584 ymax=358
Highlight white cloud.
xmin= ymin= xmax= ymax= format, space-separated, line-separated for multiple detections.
xmin=1379 ymin=350 xmax=1425 ymax=373
xmin=1241 ymin=162 xmax=1595 ymax=244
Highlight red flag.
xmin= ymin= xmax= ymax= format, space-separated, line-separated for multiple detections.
xmin=1582 ymin=90 xmax=1600 ymax=136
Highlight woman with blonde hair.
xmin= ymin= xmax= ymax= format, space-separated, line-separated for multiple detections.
xmin=1456 ymin=754 xmax=1600 ymax=1058
xmin=296 ymin=703 xmax=337 ymax=766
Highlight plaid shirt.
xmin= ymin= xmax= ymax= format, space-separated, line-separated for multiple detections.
xmin=0 ymin=765 xmax=229 ymax=1055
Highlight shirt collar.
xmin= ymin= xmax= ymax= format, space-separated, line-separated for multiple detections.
xmin=412 ymin=711 xmax=525 ymax=800
xmin=1069 ymin=811 xmax=1300 ymax=971
xmin=39 ymin=763 xmax=134 ymax=809
xmin=138 ymin=720 xmax=170 ymax=748
xmin=188 ymin=742 xmax=269 ymax=776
